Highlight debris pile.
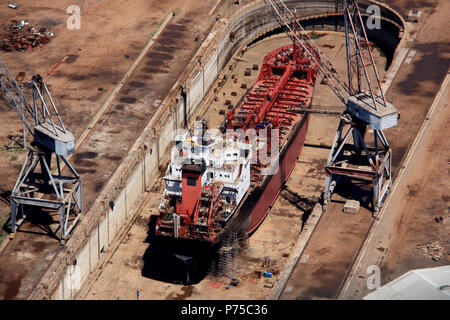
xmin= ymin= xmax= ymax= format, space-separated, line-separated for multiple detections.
xmin=1 ymin=20 xmax=55 ymax=52
xmin=418 ymin=241 xmax=444 ymax=261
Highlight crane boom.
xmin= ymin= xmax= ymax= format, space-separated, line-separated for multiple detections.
xmin=264 ymin=0 xmax=391 ymax=113
xmin=0 ymin=57 xmax=35 ymax=135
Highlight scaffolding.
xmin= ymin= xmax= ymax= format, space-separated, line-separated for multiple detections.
xmin=209 ymin=231 xmax=249 ymax=281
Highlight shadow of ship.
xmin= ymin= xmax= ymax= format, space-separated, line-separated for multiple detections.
xmin=141 ymin=215 xmax=220 ymax=285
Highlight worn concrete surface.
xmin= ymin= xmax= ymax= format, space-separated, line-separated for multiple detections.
xmin=0 ymin=0 xmax=219 ymax=300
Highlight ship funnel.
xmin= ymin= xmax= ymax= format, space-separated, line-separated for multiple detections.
xmin=180 ymin=158 xmax=206 ymax=216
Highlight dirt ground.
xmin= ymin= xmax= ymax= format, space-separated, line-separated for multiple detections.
xmin=83 ymin=32 xmax=387 ymax=300
xmin=383 ymin=0 xmax=437 ymax=17
xmin=383 ymin=0 xmax=450 ymax=171
xmin=377 ymin=0 xmax=450 ymax=278
xmin=378 ymin=82 xmax=449 ymax=285
xmin=0 ymin=0 xmax=219 ymax=299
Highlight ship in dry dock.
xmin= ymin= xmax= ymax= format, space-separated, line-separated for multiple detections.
xmin=155 ymin=41 xmax=319 ymax=244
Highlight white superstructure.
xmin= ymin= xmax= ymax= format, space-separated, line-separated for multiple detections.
xmin=159 ymin=123 xmax=253 ymax=220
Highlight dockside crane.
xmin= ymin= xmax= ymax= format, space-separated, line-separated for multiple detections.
xmin=264 ymin=0 xmax=398 ymax=215
xmin=0 ymin=56 xmax=82 ymax=244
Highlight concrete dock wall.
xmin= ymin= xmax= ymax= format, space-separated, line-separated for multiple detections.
xmin=27 ymin=0 xmax=403 ymax=300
